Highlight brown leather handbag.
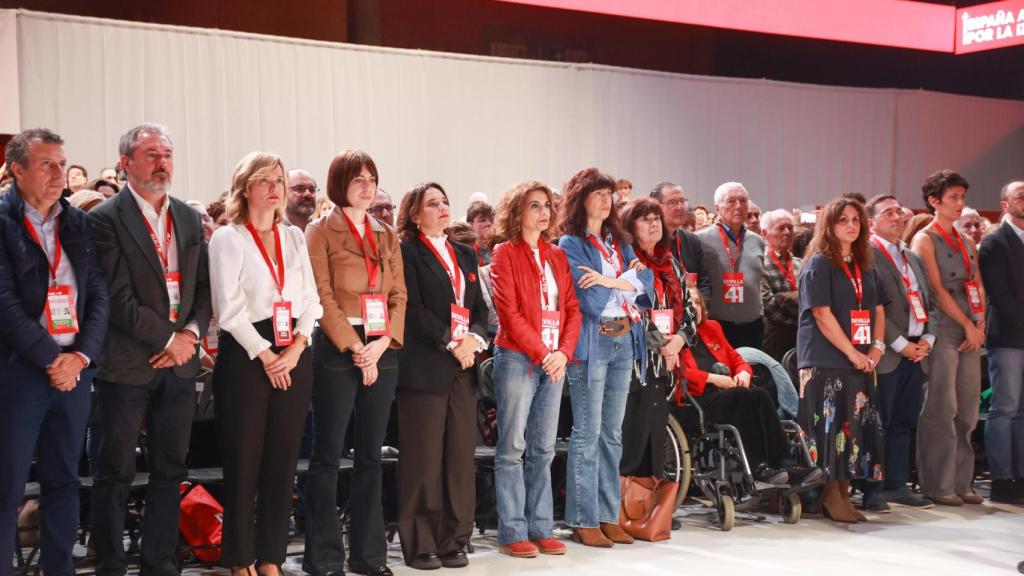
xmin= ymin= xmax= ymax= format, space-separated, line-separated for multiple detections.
xmin=618 ymin=475 xmax=679 ymax=541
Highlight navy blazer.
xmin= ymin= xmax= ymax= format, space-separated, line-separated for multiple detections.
xmin=979 ymin=221 xmax=1024 ymax=348
xmin=0 ymin=185 xmax=110 ymax=370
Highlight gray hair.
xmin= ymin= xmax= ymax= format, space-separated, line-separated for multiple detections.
xmin=649 ymin=181 xmax=679 ymax=201
xmin=713 ymin=181 xmax=748 ymax=206
xmin=5 ymin=128 xmax=64 ymax=173
xmin=118 ymin=122 xmax=173 ymax=158
xmin=957 ymin=206 xmax=979 ymax=222
xmin=760 ymin=208 xmax=793 ymax=232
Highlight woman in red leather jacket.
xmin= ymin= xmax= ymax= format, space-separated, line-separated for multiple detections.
xmin=679 ymin=289 xmax=820 ymax=487
xmin=488 ymin=180 xmax=582 ymax=558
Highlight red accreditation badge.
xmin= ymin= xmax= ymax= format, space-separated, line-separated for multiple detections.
xmin=273 ymin=301 xmax=293 ymax=346
xmin=907 ymin=291 xmax=928 ymax=322
xmin=850 ymin=309 xmax=872 ymax=345
xmin=651 ymin=308 xmax=674 ymax=337
xmin=361 ymin=293 xmax=390 ymax=337
xmin=722 ymin=272 xmax=745 ymax=304
xmin=165 ymin=272 xmax=181 ymax=322
xmin=203 ymin=315 xmax=219 ymax=354
xmin=451 ymin=304 xmax=470 ymax=340
xmin=45 ymin=285 xmax=79 ymax=335
xmin=540 ymin=310 xmax=561 ymax=351
xmin=965 ymin=281 xmax=983 ymax=314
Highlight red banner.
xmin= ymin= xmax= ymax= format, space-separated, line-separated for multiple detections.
xmin=955 ymin=0 xmax=1024 ymax=54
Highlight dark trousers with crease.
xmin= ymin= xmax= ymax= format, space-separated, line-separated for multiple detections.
xmin=0 ymin=358 xmax=91 ymax=576
xmin=92 ymin=370 xmax=195 ymax=576
xmin=214 ymin=320 xmax=313 ymax=567
xmin=302 ymin=329 xmax=398 ymax=576
xmin=396 ymin=371 xmax=477 ymax=563
xmin=876 ymin=356 xmax=926 ymax=490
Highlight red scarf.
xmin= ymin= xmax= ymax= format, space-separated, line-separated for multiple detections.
xmin=634 ymin=243 xmax=686 ymax=339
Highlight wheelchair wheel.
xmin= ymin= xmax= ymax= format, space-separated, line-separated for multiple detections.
xmin=717 ymin=493 xmax=735 ymax=532
xmin=663 ymin=415 xmax=691 ymax=510
xmin=781 ymin=493 xmax=801 ymax=524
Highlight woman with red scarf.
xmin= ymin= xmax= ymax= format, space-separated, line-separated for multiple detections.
xmin=618 ymin=199 xmax=697 ymax=477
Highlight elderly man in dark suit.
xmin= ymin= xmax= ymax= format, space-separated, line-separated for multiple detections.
xmin=0 ymin=128 xmax=110 ymax=576
xmin=979 ymin=180 xmax=1024 ymax=504
xmin=88 ymin=123 xmax=212 ymax=576
xmin=867 ymin=194 xmax=936 ymax=510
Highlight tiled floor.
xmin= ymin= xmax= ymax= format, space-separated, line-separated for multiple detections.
xmin=42 ymin=487 xmax=1023 ymax=576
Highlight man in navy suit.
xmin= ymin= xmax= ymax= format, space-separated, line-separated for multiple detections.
xmin=979 ymin=180 xmax=1024 ymax=504
xmin=0 ymin=128 xmax=110 ymax=575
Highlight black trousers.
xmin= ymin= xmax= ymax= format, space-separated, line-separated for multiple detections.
xmin=717 ymin=318 xmax=765 ymax=351
xmin=693 ymin=386 xmax=787 ymax=468
xmin=396 ymin=371 xmax=477 ymax=563
xmin=877 ymin=356 xmax=926 ymax=490
xmin=214 ymin=320 xmax=313 ymax=567
xmin=620 ymin=372 xmax=669 ymax=478
xmin=302 ymin=329 xmax=398 ymax=576
xmin=92 ymin=371 xmax=195 ymax=576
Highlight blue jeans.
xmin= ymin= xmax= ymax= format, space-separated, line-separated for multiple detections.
xmin=493 ymin=346 xmax=564 ymax=545
xmin=985 ymin=347 xmax=1024 ymax=479
xmin=565 ymin=331 xmax=633 ymax=528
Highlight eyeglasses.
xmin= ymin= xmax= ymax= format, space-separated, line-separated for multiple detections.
xmin=661 ymin=199 xmax=687 ymax=208
xmin=289 ymin=185 xmax=318 ymax=195
xmin=368 ymin=204 xmax=396 ymax=213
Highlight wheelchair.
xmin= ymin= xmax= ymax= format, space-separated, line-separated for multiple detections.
xmin=660 ymin=376 xmax=821 ymax=531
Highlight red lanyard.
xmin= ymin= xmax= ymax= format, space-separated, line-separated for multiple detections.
xmin=653 ymin=274 xmax=666 ymax=307
xmin=768 ymin=250 xmax=796 ymax=291
xmin=523 ymin=243 xmax=553 ymax=310
xmin=931 ymin=222 xmax=974 ymax=280
xmin=840 ymin=259 xmax=864 ymax=309
xmin=23 ymin=215 xmax=62 ymax=282
xmin=716 ymin=224 xmax=744 ymax=272
xmin=342 ymin=211 xmax=380 ymax=292
xmin=588 ymin=234 xmax=624 ymax=276
xmin=246 ymin=223 xmax=285 ymax=296
xmin=673 ymin=233 xmax=689 ymax=273
xmin=420 ymin=233 xmax=463 ymax=306
xmin=474 ymin=243 xmax=485 ymax=267
xmin=141 ymin=210 xmax=174 ymax=272
xmin=871 ymin=238 xmax=913 ymax=290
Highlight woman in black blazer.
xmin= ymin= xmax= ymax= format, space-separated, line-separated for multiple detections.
xmin=395 ymin=182 xmax=489 ymax=570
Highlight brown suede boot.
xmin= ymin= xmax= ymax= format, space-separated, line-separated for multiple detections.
xmin=820 ymin=481 xmax=858 ymax=523
xmin=600 ymin=522 xmax=635 ymax=544
xmin=838 ymin=480 xmax=867 ymax=522
xmin=570 ymin=527 xmax=614 ymax=547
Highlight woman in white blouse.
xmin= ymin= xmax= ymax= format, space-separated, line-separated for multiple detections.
xmin=208 ymin=152 xmax=322 ymax=576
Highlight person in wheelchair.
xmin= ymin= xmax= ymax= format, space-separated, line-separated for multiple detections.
xmin=679 ymin=288 xmax=822 ymax=488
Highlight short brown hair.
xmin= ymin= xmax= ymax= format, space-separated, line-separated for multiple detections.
xmin=446 ymin=221 xmax=477 ymax=245
xmin=226 ymin=152 xmax=287 ymax=225
xmin=493 ymin=180 xmax=557 ymax=244
xmin=619 ymin=198 xmax=670 ymax=252
xmin=396 ymin=182 xmax=447 ymax=243
xmin=921 ymin=169 xmax=969 ymax=214
xmin=616 ymin=179 xmax=632 ymax=190
xmin=466 ymin=200 xmax=494 ymax=223
xmin=560 ymin=167 xmax=622 ymax=243
xmin=327 ymin=149 xmax=378 ymax=208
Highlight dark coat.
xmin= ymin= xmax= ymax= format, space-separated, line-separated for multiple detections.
xmin=979 ymin=221 xmax=1024 ymax=349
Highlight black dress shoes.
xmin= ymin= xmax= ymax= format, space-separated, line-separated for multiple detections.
xmin=349 ymin=565 xmax=393 ymax=576
xmin=440 ymin=549 xmax=469 ymax=569
xmin=754 ymin=463 xmax=789 ymax=485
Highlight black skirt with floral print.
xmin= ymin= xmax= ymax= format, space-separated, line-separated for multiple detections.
xmin=798 ymin=366 xmax=884 ymax=482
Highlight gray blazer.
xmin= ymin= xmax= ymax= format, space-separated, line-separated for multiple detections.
xmin=88 ymin=187 xmax=212 ymax=385
xmin=871 ymin=243 xmax=936 ymax=375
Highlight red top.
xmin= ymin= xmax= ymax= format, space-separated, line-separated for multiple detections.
xmin=679 ymin=319 xmax=752 ymax=400
xmin=490 ymin=239 xmax=583 ymax=365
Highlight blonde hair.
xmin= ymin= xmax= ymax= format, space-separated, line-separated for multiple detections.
xmin=226 ymin=152 xmax=288 ymax=225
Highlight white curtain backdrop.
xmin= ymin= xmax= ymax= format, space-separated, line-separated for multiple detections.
xmin=9 ymin=9 xmax=1024 ymax=212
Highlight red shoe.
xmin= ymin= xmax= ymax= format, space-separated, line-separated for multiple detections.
xmin=498 ymin=540 xmax=539 ymax=558
xmin=531 ymin=538 xmax=567 ymax=555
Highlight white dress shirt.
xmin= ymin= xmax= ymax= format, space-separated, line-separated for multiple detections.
xmin=209 ymin=223 xmax=323 ymax=359
xmin=127 ymin=185 xmax=200 ymax=343
xmin=873 ymin=235 xmax=935 ymax=353
xmin=425 ymin=233 xmax=465 ymax=305
xmin=24 ymin=202 xmax=79 ymax=351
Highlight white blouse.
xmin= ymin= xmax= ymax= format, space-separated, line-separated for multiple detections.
xmin=209 ymin=223 xmax=323 ymax=359
xmin=532 ymin=248 xmax=559 ymax=311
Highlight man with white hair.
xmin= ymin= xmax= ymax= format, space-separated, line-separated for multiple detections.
xmin=760 ymin=209 xmax=801 ymax=361
xmin=696 ymin=182 xmax=766 ymax=349
xmin=955 ymin=206 xmax=984 ymax=247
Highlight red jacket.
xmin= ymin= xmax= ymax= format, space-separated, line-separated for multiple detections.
xmin=491 ymin=239 xmax=582 ymax=365
xmin=680 ymin=319 xmax=752 ymax=399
